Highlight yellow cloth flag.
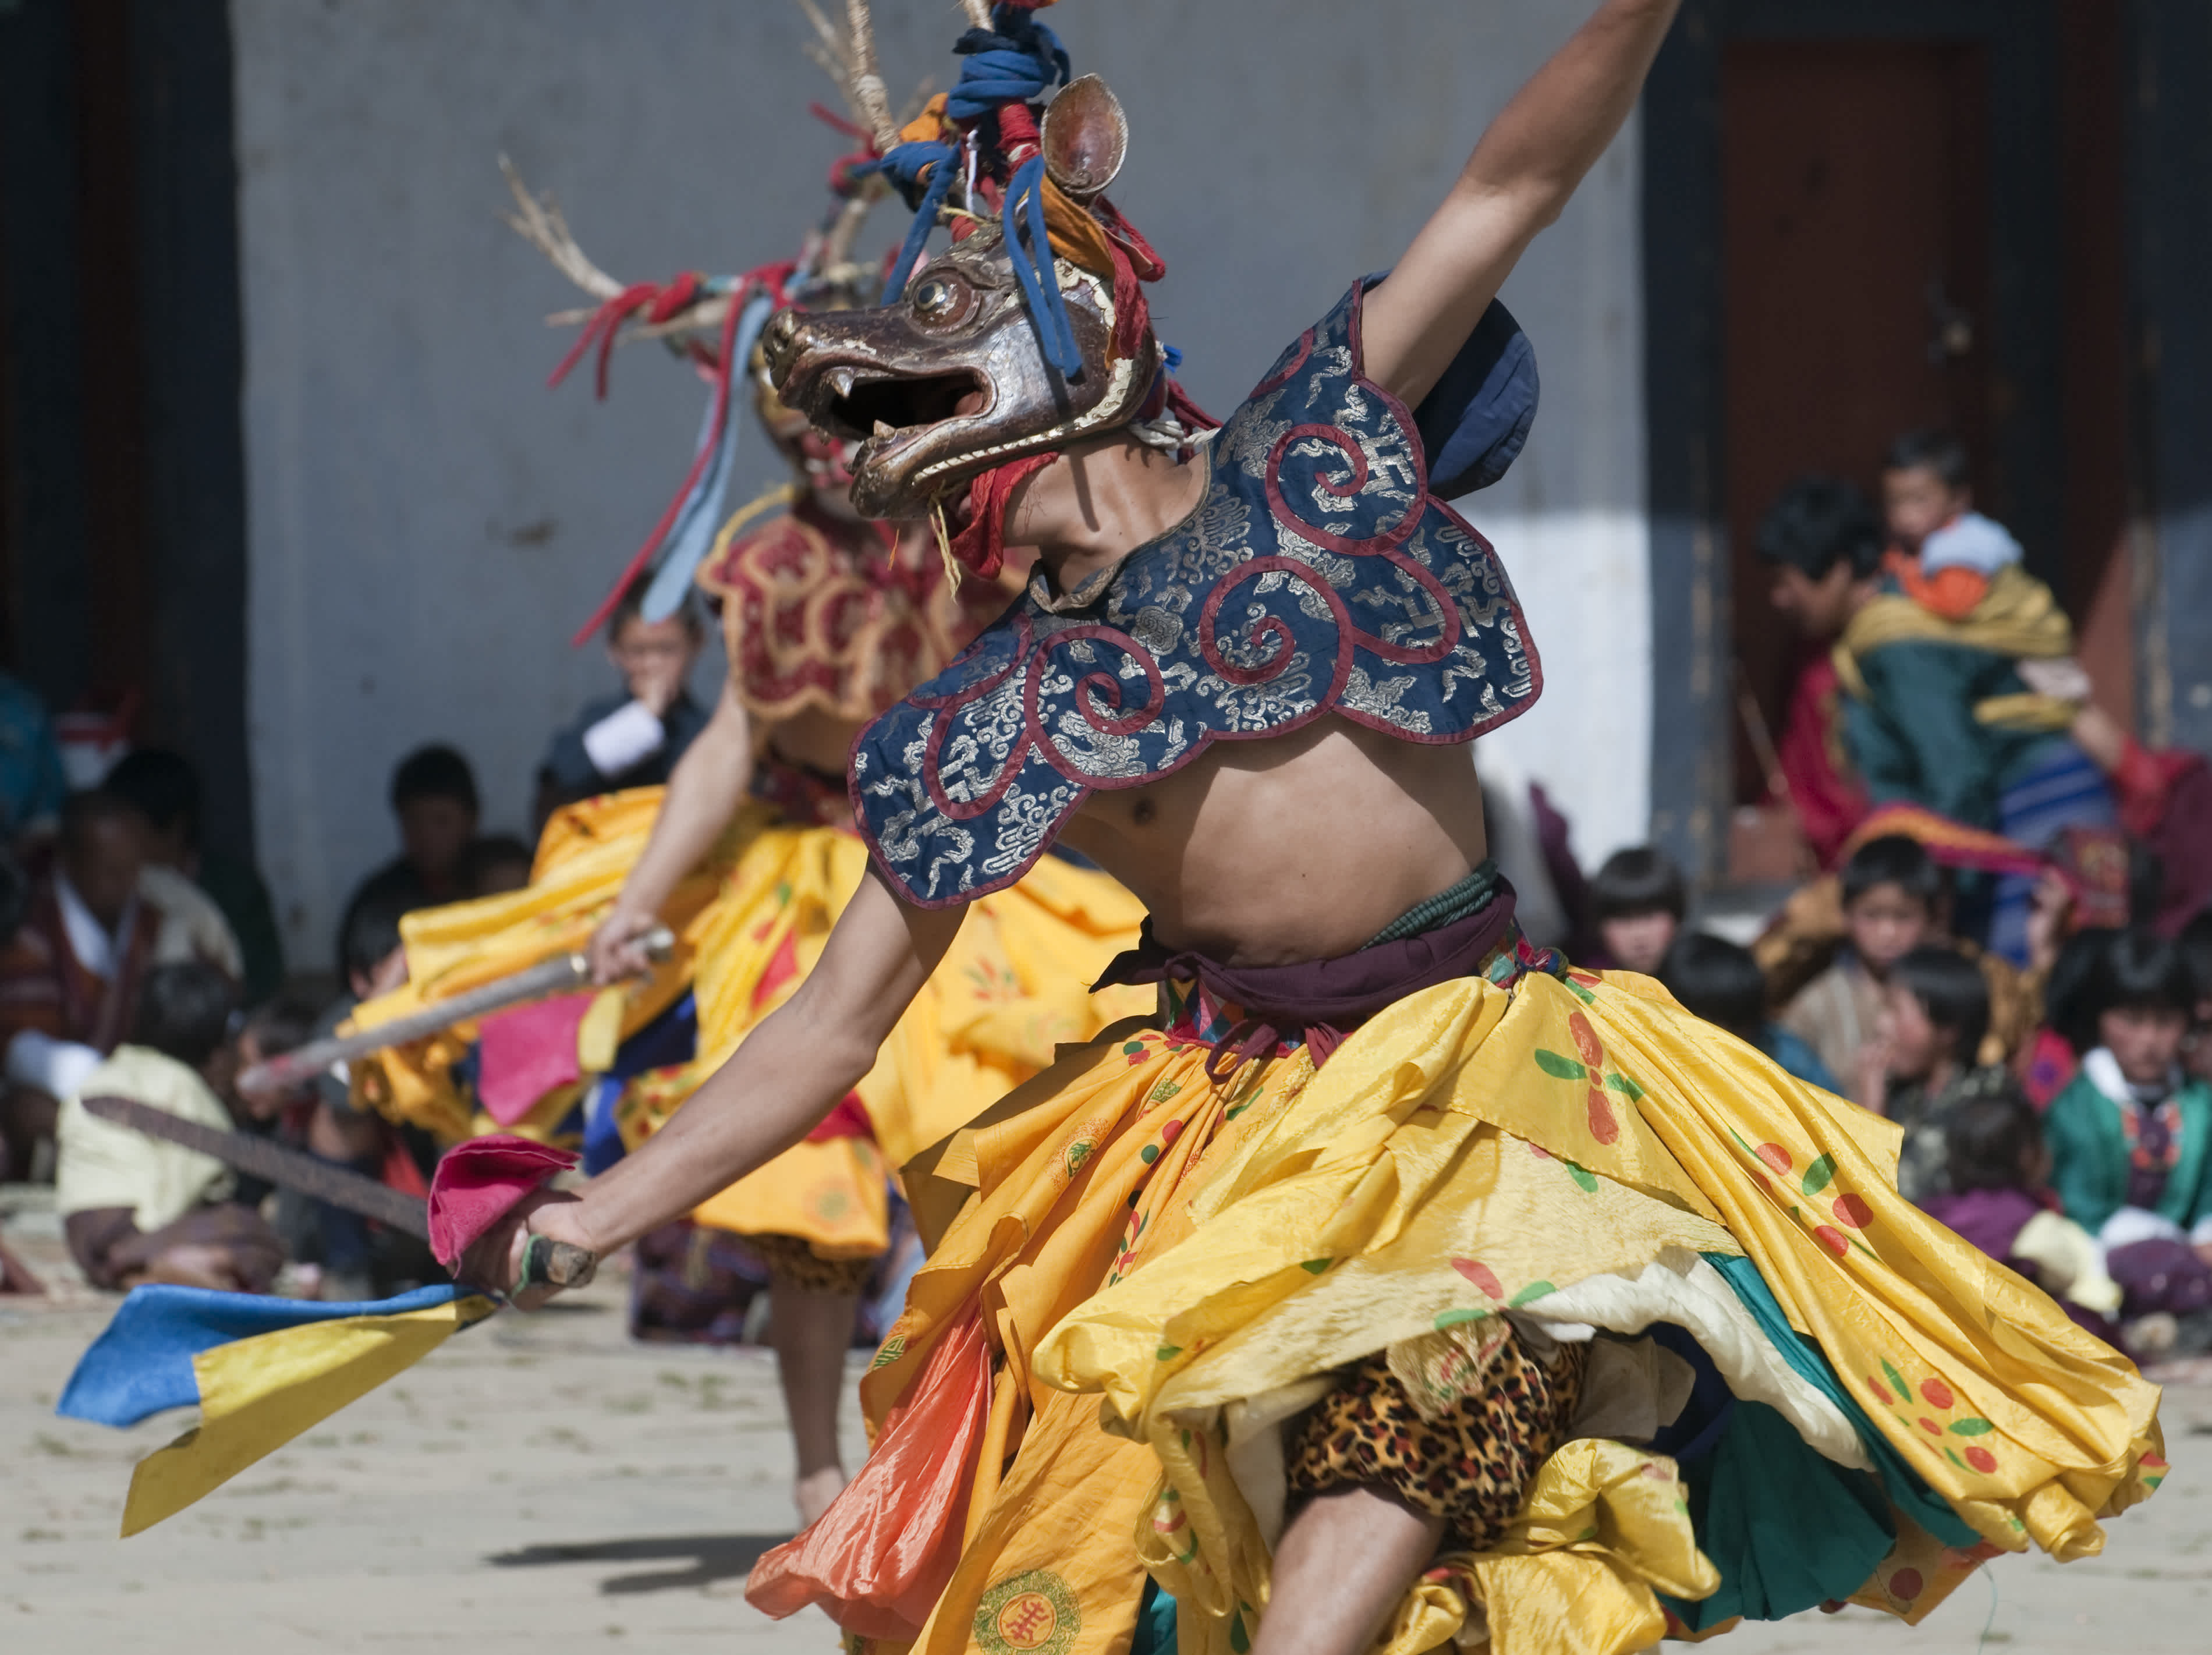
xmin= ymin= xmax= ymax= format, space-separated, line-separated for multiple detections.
xmin=122 ymin=1294 xmax=495 ymax=1536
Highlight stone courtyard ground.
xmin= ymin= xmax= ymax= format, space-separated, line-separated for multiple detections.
xmin=4 ymin=1195 xmax=2208 ymax=1654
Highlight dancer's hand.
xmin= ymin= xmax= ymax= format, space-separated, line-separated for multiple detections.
xmin=589 ymin=908 xmax=660 ymax=985
xmin=459 ymin=1189 xmax=595 ymax=1312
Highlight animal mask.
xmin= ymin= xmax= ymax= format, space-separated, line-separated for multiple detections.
xmin=764 ymin=18 xmax=1181 ymax=520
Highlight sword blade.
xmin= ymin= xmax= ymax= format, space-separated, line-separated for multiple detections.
xmin=80 ymin=1095 xmax=432 ymax=1239
xmin=235 ymin=924 xmax=676 ymax=1096
xmin=239 ymin=953 xmax=590 ymax=1095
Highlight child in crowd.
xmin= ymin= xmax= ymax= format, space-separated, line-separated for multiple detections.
xmin=534 ymin=582 xmax=708 ymax=823
xmin=2043 ymin=928 xmax=2212 ymax=1348
xmin=1880 ymin=428 xmax=2022 ymax=622
xmin=105 ymin=746 xmax=286 ymax=1000
xmin=1864 ymin=943 xmax=2014 ymax=1200
xmin=54 ymin=962 xmax=283 ymax=1292
xmin=1659 ymin=930 xmax=1839 ymax=1091
xmin=2177 ymin=909 xmax=2212 ymax=1087
xmin=460 ymin=834 xmax=534 ymax=898
xmin=1779 ymin=834 xmax=1940 ymax=1087
xmin=271 ymin=890 xmax=432 ymax=1300
xmin=332 ymin=744 xmax=480 ymax=979
xmin=1588 ymin=845 xmax=1685 ymax=974
xmin=1917 ymin=1095 xmax=2124 ymax=1335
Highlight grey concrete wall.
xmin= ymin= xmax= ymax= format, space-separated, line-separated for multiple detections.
xmin=233 ymin=0 xmax=1649 ymax=962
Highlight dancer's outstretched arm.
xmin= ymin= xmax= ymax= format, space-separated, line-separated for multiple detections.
xmin=1361 ymin=0 xmax=1681 ymax=409
xmin=588 ymin=678 xmax=756 ymax=981
xmin=475 ymin=869 xmax=966 ymax=1300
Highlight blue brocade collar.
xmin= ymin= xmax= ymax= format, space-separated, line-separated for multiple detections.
xmin=851 ymin=278 xmax=1544 ymax=906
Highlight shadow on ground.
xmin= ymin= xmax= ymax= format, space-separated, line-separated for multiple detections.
xmin=487 ymin=1533 xmax=794 ymax=1595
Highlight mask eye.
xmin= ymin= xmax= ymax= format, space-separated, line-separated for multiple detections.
xmin=910 ymin=274 xmax=966 ymax=325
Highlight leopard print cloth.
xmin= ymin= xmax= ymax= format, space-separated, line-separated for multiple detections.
xmin=1284 ymin=1328 xmax=1588 ymax=1548
xmin=742 ymin=1232 xmax=875 ymax=1296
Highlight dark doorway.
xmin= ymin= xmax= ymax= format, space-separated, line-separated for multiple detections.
xmin=1644 ymin=0 xmax=2129 ymax=880
xmin=1721 ymin=38 xmax=1992 ymax=806
xmin=0 ymin=0 xmax=253 ymax=858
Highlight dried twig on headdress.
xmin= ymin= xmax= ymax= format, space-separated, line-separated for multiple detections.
xmin=502 ymin=154 xmax=729 ymax=342
xmin=842 ymin=0 xmax=899 ymax=153
xmin=499 ymin=155 xmax=625 ymax=303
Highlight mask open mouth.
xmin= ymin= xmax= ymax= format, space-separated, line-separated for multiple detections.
xmin=818 ymin=366 xmax=989 ymax=444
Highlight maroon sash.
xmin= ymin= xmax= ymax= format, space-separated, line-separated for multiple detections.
xmin=1094 ymin=881 xmax=1521 ymax=1076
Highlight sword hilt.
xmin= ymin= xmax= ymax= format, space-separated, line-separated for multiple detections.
xmin=518 ymin=1234 xmax=598 ymax=1295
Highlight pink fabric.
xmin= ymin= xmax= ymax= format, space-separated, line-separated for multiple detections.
xmin=474 ymin=993 xmax=593 ymax=1126
xmin=427 ymin=1136 xmax=578 ymax=1270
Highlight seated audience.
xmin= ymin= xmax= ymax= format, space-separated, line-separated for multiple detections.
xmin=2178 ymin=908 xmax=2212 ymax=1087
xmin=2043 ymin=928 xmax=2212 ymax=1344
xmin=0 ymin=791 xmax=214 ymax=1182
xmin=1756 ymin=476 xmax=1883 ymax=869
xmin=1917 ymin=1094 xmax=2123 ymax=1335
xmin=105 ymin=747 xmax=285 ymax=1001
xmin=1587 ymin=846 xmax=1685 ymax=974
xmin=461 ymin=833 xmax=534 ymax=898
xmin=54 ymin=962 xmax=283 ymax=1292
xmin=334 ymin=744 xmax=479 ymax=978
xmin=1779 ymin=834 xmax=1939 ymax=1088
xmin=0 ymin=671 xmax=70 ymax=842
xmin=279 ymin=891 xmax=435 ymax=1300
xmin=534 ymin=583 xmax=708 ymax=822
xmin=1660 ymin=930 xmax=1838 ymax=1091
xmin=1864 ymin=943 xmax=2012 ymax=1202
xmin=1880 ymin=427 xmax=2020 ymax=619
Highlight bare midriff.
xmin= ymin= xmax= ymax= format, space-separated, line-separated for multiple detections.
xmin=1056 ymin=717 xmax=1490 ymax=967
xmin=760 ymin=704 xmax=866 ymax=778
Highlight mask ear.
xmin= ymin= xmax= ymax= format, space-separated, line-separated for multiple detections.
xmin=1041 ymin=75 xmax=1128 ymax=199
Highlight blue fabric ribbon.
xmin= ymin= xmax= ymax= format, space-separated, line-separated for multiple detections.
xmin=1002 ymin=154 xmax=1083 ymax=378
xmin=871 ymin=3 xmax=1079 ymax=362
xmin=639 ymin=288 xmax=777 ymax=621
xmin=873 ymin=141 xmax=960 ymax=300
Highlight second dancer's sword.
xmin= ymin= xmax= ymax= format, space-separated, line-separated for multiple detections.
xmin=236 ymin=924 xmax=675 ymax=1097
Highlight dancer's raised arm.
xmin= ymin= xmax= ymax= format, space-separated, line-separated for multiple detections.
xmin=1362 ymin=0 xmax=1679 ymax=408
xmin=477 ymin=868 xmax=966 ymax=1298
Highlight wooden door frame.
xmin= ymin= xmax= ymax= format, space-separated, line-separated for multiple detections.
xmin=0 ymin=0 xmax=253 ymax=859
xmin=1642 ymin=0 xmax=2066 ymax=879
xmin=2129 ymin=3 xmax=2212 ymax=754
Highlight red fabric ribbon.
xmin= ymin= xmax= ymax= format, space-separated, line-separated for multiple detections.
xmin=565 ymin=260 xmax=797 ymax=646
xmin=947 ymin=452 xmax=1057 ymax=580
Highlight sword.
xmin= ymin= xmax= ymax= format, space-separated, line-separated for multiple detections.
xmin=77 ymin=1096 xmax=600 ymax=1293
xmin=235 ymin=924 xmax=677 ymax=1097
xmin=80 ymin=1094 xmax=431 ymax=1237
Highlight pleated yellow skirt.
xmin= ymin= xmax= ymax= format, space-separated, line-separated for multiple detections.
xmin=843 ymin=959 xmax=2162 ymax=1655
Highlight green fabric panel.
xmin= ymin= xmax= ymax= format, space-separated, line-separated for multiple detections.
xmin=2045 ymin=1075 xmax=2128 ymax=1232
xmin=2167 ymin=1082 xmax=2212 ymax=1229
xmin=1133 ymin=1579 xmax=1176 ymax=1655
xmin=1704 ymin=1252 xmax=1979 ymax=1547
xmin=1848 ymin=639 xmax=2046 ymax=831
xmin=1660 ymin=1400 xmax=1896 ymax=1630
xmin=2045 ymin=1073 xmax=2212 ymax=1232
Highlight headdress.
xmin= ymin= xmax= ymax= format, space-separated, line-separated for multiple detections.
xmin=502 ymin=0 xmax=906 ymax=644
xmin=763 ymin=1 xmax=1217 ymax=577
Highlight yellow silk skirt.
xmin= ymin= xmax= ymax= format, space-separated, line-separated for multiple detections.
xmin=349 ymin=786 xmax=1148 ymax=1259
xmin=850 ymin=963 xmax=2163 ymax=1655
